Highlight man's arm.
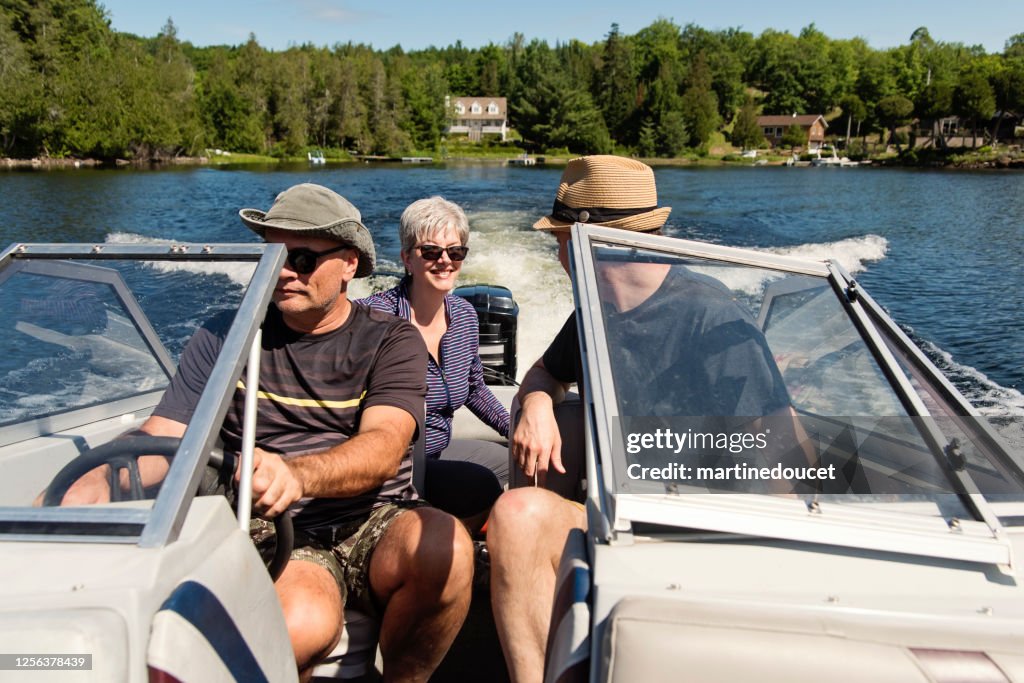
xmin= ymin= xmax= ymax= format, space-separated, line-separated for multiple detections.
xmin=250 ymin=404 xmax=416 ymax=517
xmin=41 ymin=414 xmax=186 ymax=506
xmin=511 ymin=357 xmax=570 ymax=485
xmin=141 ymin=414 xmax=188 ymax=438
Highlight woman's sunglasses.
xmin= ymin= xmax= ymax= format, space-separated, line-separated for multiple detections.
xmin=417 ymin=244 xmax=469 ymax=262
xmin=286 ymin=245 xmax=351 ymax=274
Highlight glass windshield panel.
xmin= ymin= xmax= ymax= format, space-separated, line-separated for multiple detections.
xmin=878 ymin=328 xmax=1024 ymax=500
xmin=0 ymin=266 xmax=168 ymax=426
xmin=589 ymin=242 xmax=987 ymax=517
xmin=109 ymin=257 xmax=253 ymax=360
xmin=0 ymin=251 xmax=262 ymax=542
xmin=760 ymin=278 xmax=906 ymax=417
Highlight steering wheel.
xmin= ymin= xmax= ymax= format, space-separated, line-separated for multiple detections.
xmin=42 ymin=436 xmax=293 ymax=580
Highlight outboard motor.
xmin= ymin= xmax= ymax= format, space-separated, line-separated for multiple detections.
xmin=453 ymin=284 xmax=518 ymax=385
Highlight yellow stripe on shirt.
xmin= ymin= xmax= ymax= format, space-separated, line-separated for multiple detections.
xmin=237 ymin=381 xmax=365 ymax=409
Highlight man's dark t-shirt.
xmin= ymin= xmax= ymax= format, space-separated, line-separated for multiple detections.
xmin=155 ymin=302 xmax=427 ymax=529
xmin=542 ymin=266 xmax=789 ymax=418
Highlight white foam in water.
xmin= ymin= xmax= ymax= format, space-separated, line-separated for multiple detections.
xmin=459 ymin=211 xmax=573 ymax=380
xmin=920 ymin=340 xmax=1024 ymax=446
xmin=683 ymin=234 xmax=889 ymax=297
xmin=765 ymin=234 xmax=889 ymax=275
xmin=105 ymin=232 xmax=257 ymax=286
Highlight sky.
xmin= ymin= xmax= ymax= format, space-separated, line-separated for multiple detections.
xmin=99 ymin=0 xmax=1023 ymax=54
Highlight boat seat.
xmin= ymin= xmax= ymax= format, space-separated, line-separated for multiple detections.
xmin=309 ymin=608 xmax=380 ymax=681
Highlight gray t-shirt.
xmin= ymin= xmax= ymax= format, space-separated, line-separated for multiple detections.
xmin=543 ymin=266 xmax=790 ymax=418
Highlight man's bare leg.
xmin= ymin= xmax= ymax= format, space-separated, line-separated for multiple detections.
xmin=370 ymin=507 xmax=474 ymax=682
xmin=487 ymin=487 xmax=586 ymax=683
xmin=274 ymin=559 xmax=344 ymax=682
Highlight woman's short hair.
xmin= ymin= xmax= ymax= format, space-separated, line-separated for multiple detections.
xmin=399 ymin=196 xmax=470 ymax=252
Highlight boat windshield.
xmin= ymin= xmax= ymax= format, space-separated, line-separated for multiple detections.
xmin=0 ymin=261 xmax=173 ymax=427
xmin=0 ymin=244 xmax=281 ymax=546
xmin=570 ymin=226 xmax=1024 ymax=529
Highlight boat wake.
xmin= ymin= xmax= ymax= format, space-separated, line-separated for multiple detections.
xmin=106 ymin=232 xmax=257 ymax=286
xmin=687 ymin=234 xmax=889 ymax=300
xmin=920 ymin=339 xmax=1024 ymax=448
xmin=764 ymin=234 xmax=889 ymax=274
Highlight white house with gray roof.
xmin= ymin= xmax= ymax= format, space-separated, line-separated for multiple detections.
xmin=446 ymin=96 xmax=508 ymax=141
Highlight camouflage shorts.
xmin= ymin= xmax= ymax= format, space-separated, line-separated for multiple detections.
xmin=250 ymin=500 xmax=428 ymax=616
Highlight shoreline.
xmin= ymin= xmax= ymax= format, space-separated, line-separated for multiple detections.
xmin=4 ymin=152 xmax=1023 ymax=171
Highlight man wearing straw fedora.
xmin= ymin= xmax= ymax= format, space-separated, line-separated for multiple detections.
xmin=58 ymin=183 xmax=474 ymax=681
xmin=487 ymin=155 xmax=673 ymax=683
xmin=488 ymin=156 xmax=795 ymax=682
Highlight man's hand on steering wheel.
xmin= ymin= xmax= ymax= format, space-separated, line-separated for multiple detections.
xmin=38 ymin=437 xmax=177 ymax=507
xmin=39 ymin=436 xmax=294 ymax=580
xmin=34 ymin=465 xmax=110 ymax=507
xmin=247 ymin=448 xmax=305 ymax=518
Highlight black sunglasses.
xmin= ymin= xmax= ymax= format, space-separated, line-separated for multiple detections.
xmin=417 ymin=244 xmax=469 ymax=262
xmin=286 ymin=245 xmax=351 ymax=274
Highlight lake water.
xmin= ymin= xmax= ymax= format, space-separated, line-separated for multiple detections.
xmin=2 ymin=162 xmax=1022 ymax=422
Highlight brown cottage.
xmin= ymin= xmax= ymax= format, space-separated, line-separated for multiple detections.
xmin=757 ymin=114 xmax=827 ymax=150
xmin=446 ymin=96 xmax=508 ymax=142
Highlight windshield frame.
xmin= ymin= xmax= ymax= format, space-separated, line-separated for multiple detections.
xmin=0 ymin=242 xmax=285 ymax=547
xmin=568 ymin=224 xmax=1016 ymax=566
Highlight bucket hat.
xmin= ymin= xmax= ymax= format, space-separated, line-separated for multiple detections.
xmin=240 ymin=183 xmax=376 ymax=278
xmin=533 ymin=155 xmax=671 ymax=232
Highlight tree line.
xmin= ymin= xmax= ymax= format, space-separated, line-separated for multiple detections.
xmin=2 ymin=0 xmax=1022 ymax=160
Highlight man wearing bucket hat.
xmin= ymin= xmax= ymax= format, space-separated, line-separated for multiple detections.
xmin=64 ymin=183 xmax=474 ymax=680
xmin=488 ymin=156 xmax=792 ymax=682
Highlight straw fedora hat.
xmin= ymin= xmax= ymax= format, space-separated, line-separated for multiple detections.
xmin=533 ymin=155 xmax=671 ymax=232
xmin=240 ymin=183 xmax=376 ymax=278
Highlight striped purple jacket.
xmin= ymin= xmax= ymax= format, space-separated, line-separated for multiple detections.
xmin=358 ymin=278 xmax=510 ymax=457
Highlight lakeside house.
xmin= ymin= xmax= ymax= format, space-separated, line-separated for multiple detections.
xmin=446 ymin=96 xmax=508 ymax=142
xmin=757 ymin=114 xmax=827 ymax=150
